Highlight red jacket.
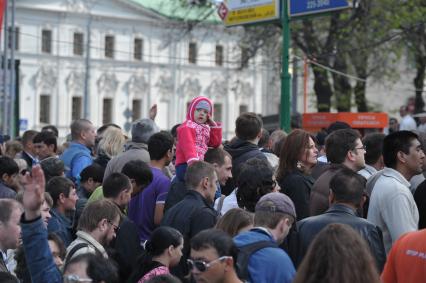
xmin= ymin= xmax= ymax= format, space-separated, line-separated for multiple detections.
xmin=175 ymin=96 xmax=222 ymax=166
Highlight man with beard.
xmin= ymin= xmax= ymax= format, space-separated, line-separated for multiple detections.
xmin=64 ymin=199 xmax=121 ymax=265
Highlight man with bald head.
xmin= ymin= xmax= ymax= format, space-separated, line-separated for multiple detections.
xmin=60 ymin=119 xmax=96 ymax=183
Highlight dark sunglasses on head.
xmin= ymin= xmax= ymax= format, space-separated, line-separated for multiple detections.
xmin=187 ymin=256 xmax=231 ymax=272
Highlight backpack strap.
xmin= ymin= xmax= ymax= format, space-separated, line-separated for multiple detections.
xmin=65 ymin=243 xmax=90 ymax=264
xmin=236 ymin=240 xmax=278 ymax=281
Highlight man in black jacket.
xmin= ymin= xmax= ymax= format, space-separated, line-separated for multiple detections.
xmin=161 ymin=161 xmax=218 ymax=281
xmin=294 ymin=167 xmax=386 ymax=272
xmin=223 ymin=112 xmax=266 ymax=195
xmin=103 ymin=173 xmax=143 ymax=282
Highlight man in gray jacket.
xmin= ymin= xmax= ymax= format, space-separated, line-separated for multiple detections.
xmin=103 ymin=118 xmax=159 ymax=181
xmin=367 ymin=131 xmax=424 ymax=253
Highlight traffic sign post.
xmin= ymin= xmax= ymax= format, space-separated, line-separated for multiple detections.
xmin=280 ymin=0 xmax=291 ymax=132
xmin=218 ymin=0 xmax=351 ymax=132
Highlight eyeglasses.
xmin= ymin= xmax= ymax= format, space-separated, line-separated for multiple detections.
xmin=107 ymin=220 xmax=120 ymax=233
xmin=354 ymin=145 xmax=367 ymax=151
xmin=187 ymin=256 xmax=231 ymax=272
xmin=63 ymin=275 xmax=93 ymax=283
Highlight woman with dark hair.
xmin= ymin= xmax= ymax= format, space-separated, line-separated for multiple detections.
xmin=15 ymin=233 xmax=66 ymax=283
xmin=215 ymin=208 xmax=254 ymax=237
xmin=128 ymin=227 xmax=184 ymax=283
xmin=236 ymin=157 xmax=278 ymax=212
xmin=293 ymin=223 xmax=380 ymax=283
xmin=48 ymin=233 xmax=66 ymax=270
xmin=277 ymin=129 xmax=318 ymax=220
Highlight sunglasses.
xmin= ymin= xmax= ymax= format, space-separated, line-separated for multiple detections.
xmin=107 ymin=220 xmax=120 ymax=233
xmin=63 ymin=275 xmax=93 ymax=283
xmin=187 ymin=256 xmax=231 ymax=272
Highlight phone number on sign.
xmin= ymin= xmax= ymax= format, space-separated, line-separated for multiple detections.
xmin=307 ymin=0 xmax=330 ymax=9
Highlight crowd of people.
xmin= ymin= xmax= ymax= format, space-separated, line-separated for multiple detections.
xmin=0 ymin=96 xmax=425 ymax=283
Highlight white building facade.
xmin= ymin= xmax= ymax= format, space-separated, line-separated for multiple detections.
xmin=12 ymin=0 xmax=275 ymax=139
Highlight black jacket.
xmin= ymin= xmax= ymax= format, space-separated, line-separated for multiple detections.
xmin=223 ymin=138 xmax=266 ymax=195
xmin=278 ymin=170 xmax=315 ymax=221
xmin=164 ymin=178 xmax=188 ymax=212
xmin=161 ymin=190 xmax=218 ymax=281
xmin=110 ymin=209 xmax=143 ymax=282
xmin=294 ymin=204 xmax=386 ymax=272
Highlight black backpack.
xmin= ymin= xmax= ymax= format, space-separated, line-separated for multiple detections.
xmin=236 ymin=240 xmax=278 ymax=282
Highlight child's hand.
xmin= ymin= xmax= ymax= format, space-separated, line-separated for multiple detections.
xmin=207 ymin=115 xmax=217 ymax=126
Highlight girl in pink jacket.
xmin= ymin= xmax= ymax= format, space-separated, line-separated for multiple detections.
xmin=175 ymin=96 xmax=222 ymax=181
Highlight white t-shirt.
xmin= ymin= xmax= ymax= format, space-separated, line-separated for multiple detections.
xmin=214 ymin=189 xmax=238 ymax=216
xmin=400 ymin=115 xmax=417 ymax=131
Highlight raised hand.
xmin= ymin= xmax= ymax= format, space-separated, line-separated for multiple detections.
xmin=22 ymin=165 xmax=46 ymax=220
xmin=149 ymin=104 xmax=158 ymax=121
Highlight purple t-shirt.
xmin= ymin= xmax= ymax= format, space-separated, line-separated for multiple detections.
xmin=128 ymin=167 xmax=171 ymax=241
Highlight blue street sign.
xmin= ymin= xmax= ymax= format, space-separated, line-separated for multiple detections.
xmin=289 ymin=0 xmax=350 ymax=17
xmin=19 ymin=119 xmax=28 ymax=131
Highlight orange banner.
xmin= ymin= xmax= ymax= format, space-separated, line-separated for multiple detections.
xmin=0 ymin=0 xmax=6 ymax=38
xmin=303 ymin=112 xmax=388 ymax=130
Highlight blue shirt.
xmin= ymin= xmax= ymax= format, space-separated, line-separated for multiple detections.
xmin=234 ymin=228 xmax=295 ymax=283
xmin=47 ymin=208 xmax=74 ymax=247
xmin=60 ymin=142 xmax=92 ymax=183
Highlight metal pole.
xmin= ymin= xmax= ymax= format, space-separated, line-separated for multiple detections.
xmin=83 ymin=14 xmax=92 ymax=120
xmin=9 ymin=0 xmax=15 ymax=137
xmin=280 ymin=0 xmax=291 ymax=132
xmin=291 ymin=55 xmax=298 ymax=114
xmin=2 ymin=0 xmax=8 ymax=134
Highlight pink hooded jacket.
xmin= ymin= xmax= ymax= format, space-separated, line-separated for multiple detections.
xmin=175 ymin=96 xmax=222 ymax=166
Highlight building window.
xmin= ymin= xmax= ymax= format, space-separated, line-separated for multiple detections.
xmin=214 ymin=103 xmax=222 ymax=122
xmin=7 ymin=27 xmax=19 ymax=50
xmin=134 ymin=38 xmax=143 ymax=61
xmin=188 ymin=42 xmax=197 ymax=64
xmin=105 ymin=35 xmax=115 ymax=59
xmin=42 ymin=29 xmax=52 ymax=54
xmin=241 ymin=47 xmax=249 ymax=68
xmin=103 ymin=98 xmax=113 ymax=124
xmin=73 ymin=32 xmax=84 ymax=56
xmin=239 ymin=104 xmax=248 ymax=114
xmin=215 ymin=45 xmax=223 ymax=66
xmin=40 ymin=95 xmax=50 ymax=123
xmin=72 ymin=97 xmax=82 ymax=120
xmin=132 ymin=99 xmax=142 ymax=120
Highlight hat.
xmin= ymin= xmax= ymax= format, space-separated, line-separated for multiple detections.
xmin=40 ymin=157 xmax=65 ymax=177
xmin=195 ymin=100 xmax=211 ymax=112
xmin=255 ymin=192 xmax=296 ymax=219
xmin=131 ymin=118 xmax=160 ymax=144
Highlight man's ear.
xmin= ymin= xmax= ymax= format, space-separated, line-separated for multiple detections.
xmin=201 ymin=177 xmax=209 ymax=190
xmin=347 ymin=150 xmax=355 ymax=162
xmin=58 ymin=193 xmax=66 ymax=204
xmin=328 ymin=190 xmax=335 ymax=205
xmin=1 ymin=173 xmax=9 ymax=183
xmin=397 ymin=151 xmax=406 ymax=164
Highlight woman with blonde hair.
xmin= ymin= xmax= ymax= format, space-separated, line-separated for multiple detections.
xmin=94 ymin=127 xmax=126 ymax=168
